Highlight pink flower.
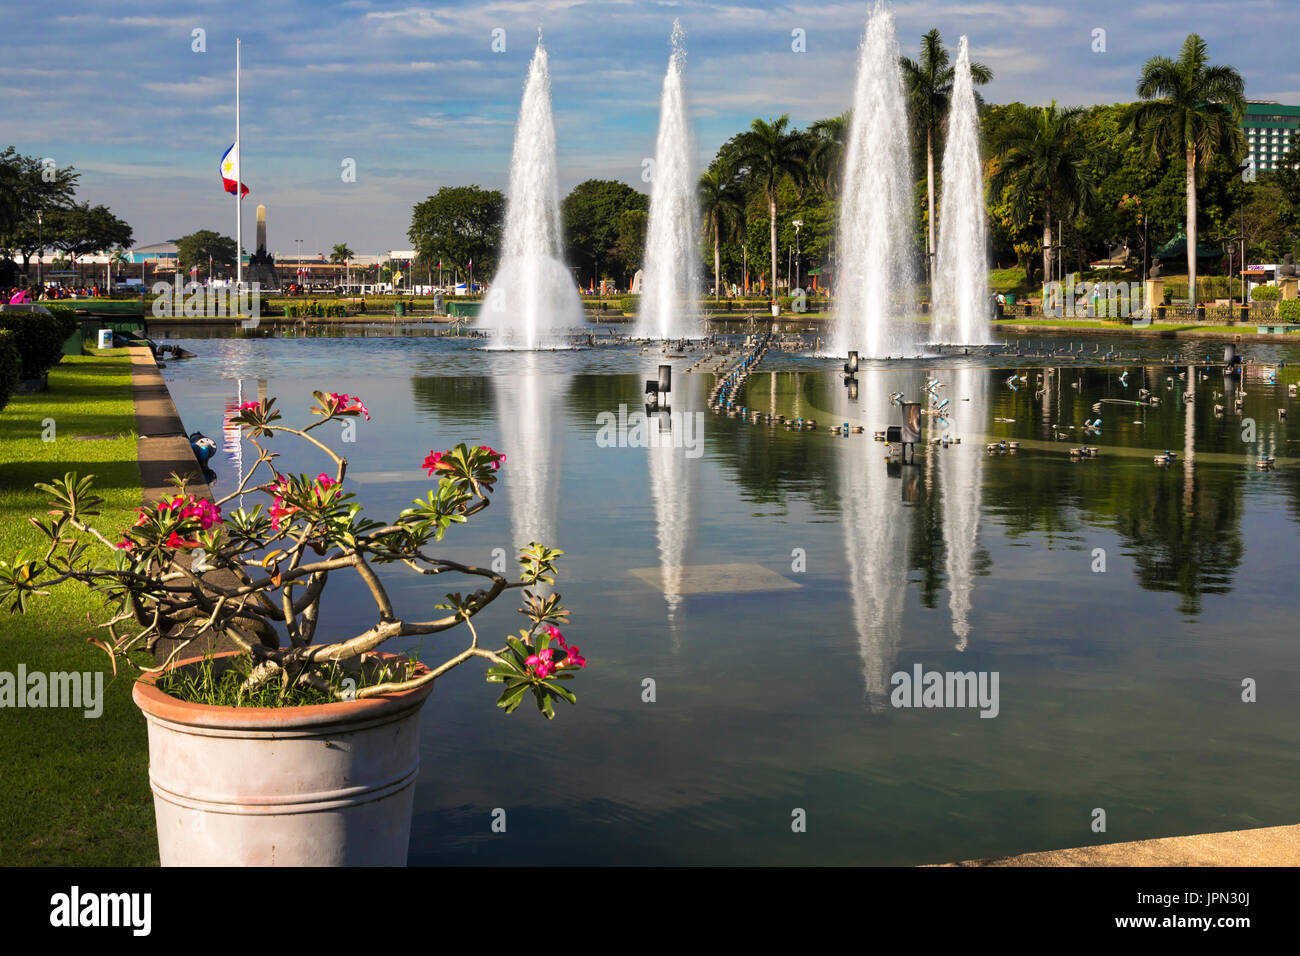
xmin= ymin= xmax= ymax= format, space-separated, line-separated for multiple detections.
xmin=423 ymin=450 xmax=450 ymax=476
xmin=328 ymin=392 xmax=370 ymax=421
xmin=115 ymin=538 xmax=134 ymax=551
xmin=165 ymin=531 xmax=198 ymax=550
xmin=238 ymin=400 xmax=261 ymax=412
xmin=545 ymin=625 xmax=566 ymax=647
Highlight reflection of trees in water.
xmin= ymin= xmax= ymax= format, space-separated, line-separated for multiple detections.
xmin=409 ymin=376 xmax=495 ymax=428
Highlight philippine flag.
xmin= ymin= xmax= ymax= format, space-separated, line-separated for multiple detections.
xmin=220 ymin=142 xmax=249 ymax=197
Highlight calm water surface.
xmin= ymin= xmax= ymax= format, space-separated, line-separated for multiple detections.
xmin=160 ymin=332 xmax=1300 ymax=864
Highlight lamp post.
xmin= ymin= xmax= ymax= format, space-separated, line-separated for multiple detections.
xmin=36 ymin=209 xmax=43 ymax=289
xmin=1238 ymin=160 xmax=1252 ymax=305
xmin=295 ymin=239 xmax=303 ymax=290
xmin=792 ymin=219 xmax=803 ymax=292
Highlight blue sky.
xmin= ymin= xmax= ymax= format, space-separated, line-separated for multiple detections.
xmin=2 ymin=0 xmax=1295 ymax=256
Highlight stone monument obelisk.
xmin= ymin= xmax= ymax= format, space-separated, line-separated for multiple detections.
xmin=247 ymin=204 xmax=279 ymax=289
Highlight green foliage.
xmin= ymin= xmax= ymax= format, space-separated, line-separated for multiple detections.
xmin=618 ymin=295 xmax=639 ymax=314
xmin=562 ymin=180 xmax=649 ymax=283
xmin=282 ymin=302 xmax=347 ymax=318
xmin=44 ymin=202 xmax=133 ymax=264
xmin=175 ymin=229 xmax=237 ymax=270
xmin=0 ymin=329 xmax=18 ymax=410
xmin=407 ymin=185 xmax=505 ymax=277
xmin=0 ymin=309 xmax=76 ymax=380
xmin=1249 ymin=284 xmax=1279 ymax=300
xmin=1278 ymin=299 xmax=1300 ymax=322
xmin=156 ymin=654 xmax=417 ymax=707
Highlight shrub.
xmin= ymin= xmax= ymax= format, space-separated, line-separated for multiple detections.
xmin=0 ymin=309 xmax=76 ymax=380
xmin=618 ymin=295 xmax=639 ymax=315
xmin=1278 ymin=299 xmax=1300 ymax=322
xmin=0 ymin=329 xmax=20 ymax=411
xmin=1250 ymin=284 xmax=1279 ymax=300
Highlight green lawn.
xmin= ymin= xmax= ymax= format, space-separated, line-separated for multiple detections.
xmin=0 ymin=351 xmax=156 ymax=865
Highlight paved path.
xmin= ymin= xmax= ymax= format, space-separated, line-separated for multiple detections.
xmin=944 ymin=824 xmax=1300 ymax=866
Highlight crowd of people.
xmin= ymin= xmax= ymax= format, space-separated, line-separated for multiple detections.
xmin=4 ymin=283 xmax=108 ymax=304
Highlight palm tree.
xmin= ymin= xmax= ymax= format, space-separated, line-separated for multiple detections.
xmin=733 ymin=115 xmax=808 ymax=301
xmin=1128 ymin=34 xmax=1245 ymax=303
xmin=989 ymin=102 xmax=1098 ymax=286
xmin=331 ymin=243 xmax=355 ymax=289
xmin=807 ymin=112 xmax=851 ymax=199
xmin=900 ymin=29 xmax=992 ymax=282
xmin=698 ymin=165 xmax=746 ymax=300
xmin=109 ymin=248 xmax=129 ymax=289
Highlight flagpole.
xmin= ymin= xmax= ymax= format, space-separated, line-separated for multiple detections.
xmin=235 ymin=37 xmax=243 ymax=287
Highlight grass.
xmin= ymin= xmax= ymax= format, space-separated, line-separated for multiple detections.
xmin=0 ymin=350 xmax=156 ymax=866
xmin=158 ymin=654 xmax=420 ymax=707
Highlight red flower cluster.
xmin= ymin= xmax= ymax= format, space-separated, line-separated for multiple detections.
xmin=327 ymin=393 xmax=370 ymax=420
xmin=524 ymin=625 xmax=586 ymax=679
xmin=118 ymin=493 xmax=223 ymax=551
xmin=269 ymin=473 xmax=338 ymax=531
xmin=237 ymin=400 xmax=261 ymax=413
xmin=423 ymin=450 xmax=448 ymax=476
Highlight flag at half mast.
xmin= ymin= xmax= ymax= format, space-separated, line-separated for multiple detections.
xmin=220 ymin=142 xmax=249 ymax=197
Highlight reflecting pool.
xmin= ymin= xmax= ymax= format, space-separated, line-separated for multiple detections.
xmin=160 ymin=333 xmax=1300 ymax=865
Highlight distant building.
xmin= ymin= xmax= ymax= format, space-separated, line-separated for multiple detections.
xmin=126 ymin=241 xmax=180 ymax=265
xmin=1243 ymin=101 xmax=1300 ymax=174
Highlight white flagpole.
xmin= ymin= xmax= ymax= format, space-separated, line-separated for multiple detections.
xmin=235 ymin=37 xmax=243 ymax=287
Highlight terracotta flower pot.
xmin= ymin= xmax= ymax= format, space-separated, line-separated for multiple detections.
xmin=132 ymin=652 xmax=434 ymax=867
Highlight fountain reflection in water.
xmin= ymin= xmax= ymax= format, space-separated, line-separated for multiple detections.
xmin=493 ymin=354 xmax=563 ymax=565
xmin=636 ymin=20 xmax=701 ymax=340
xmin=936 ymin=367 xmax=987 ymax=650
xmin=481 ymin=34 xmax=583 ymax=350
xmin=839 ymin=369 xmax=922 ymax=704
xmin=646 ymin=391 xmax=696 ymax=647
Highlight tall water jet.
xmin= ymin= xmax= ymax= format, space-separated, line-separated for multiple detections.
xmin=636 ymin=20 xmax=701 ymax=339
xmin=933 ymin=36 xmax=991 ymax=345
xmin=482 ymin=33 xmax=583 ymax=349
xmin=834 ymin=1 xmax=918 ymax=359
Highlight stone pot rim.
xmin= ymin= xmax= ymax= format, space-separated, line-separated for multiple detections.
xmin=132 ymin=650 xmax=434 ymax=731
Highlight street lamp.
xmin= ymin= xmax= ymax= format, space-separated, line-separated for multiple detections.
xmin=295 ymin=239 xmax=303 ymax=290
xmin=35 ymin=209 xmax=43 ymax=289
xmin=792 ymin=220 xmax=803 ymax=292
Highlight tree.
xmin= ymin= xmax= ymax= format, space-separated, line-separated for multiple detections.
xmin=990 ymin=102 xmax=1099 ymax=287
xmin=613 ymin=208 xmax=648 ymax=285
xmin=175 ymin=230 xmax=238 ymax=271
xmin=0 ymin=147 xmax=79 ymax=275
xmin=46 ymin=203 xmax=133 ymax=283
xmin=330 ymin=243 xmax=354 ymax=264
xmin=1128 ymin=34 xmax=1246 ymax=303
xmin=698 ymin=164 xmax=745 ymax=299
xmin=408 ymin=185 xmax=505 ymax=276
xmin=900 ymin=29 xmax=992 ymax=283
xmin=733 ymin=115 xmax=808 ymax=302
xmin=807 ymin=113 xmax=851 ymax=199
xmin=561 ymin=180 xmax=648 ymax=283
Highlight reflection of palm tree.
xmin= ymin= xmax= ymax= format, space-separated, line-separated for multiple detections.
xmin=1128 ymin=34 xmax=1245 ymax=304
xmin=900 ymin=29 xmax=991 ymax=283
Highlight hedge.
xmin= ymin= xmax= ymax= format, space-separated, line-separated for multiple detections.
xmin=0 ymin=329 xmax=20 ymax=411
xmin=282 ymin=302 xmax=347 ymax=318
xmin=1250 ymin=285 xmax=1279 ymax=300
xmin=0 ymin=306 xmax=79 ymax=380
xmin=618 ymin=295 xmax=639 ymax=315
xmin=1278 ymin=299 xmax=1300 ymax=322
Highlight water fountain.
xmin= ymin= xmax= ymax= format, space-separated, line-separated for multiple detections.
xmin=833 ymin=1 xmax=918 ymax=359
xmin=481 ymin=33 xmax=583 ymax=350
xmin=933 ymin=37 xmax=991 ymax=346
xmin=635 ymin=20 xmax=701 ymax=340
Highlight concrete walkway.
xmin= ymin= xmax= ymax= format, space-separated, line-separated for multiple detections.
xmin=944 ymin=824 xmax=1300 ymax=866
xmin=130 ymin=345 xmax=212 ymax=503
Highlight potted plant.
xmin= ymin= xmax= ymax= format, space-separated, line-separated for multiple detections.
xmin=0 ymin=390 xmax=586 ymax=866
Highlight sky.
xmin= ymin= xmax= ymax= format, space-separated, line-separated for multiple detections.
xmin=2 ymin=0 xmax=1295 ymax=257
